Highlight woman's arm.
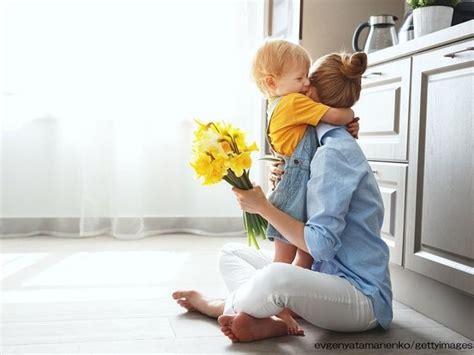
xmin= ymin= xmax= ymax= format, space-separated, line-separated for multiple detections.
xmin=232 ymin=186 xmax=309 ymax=253
xmin=235 ymin=146 xmax=363 ymax=262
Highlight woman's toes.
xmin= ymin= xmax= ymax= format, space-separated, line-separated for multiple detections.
xmin=218 ymin=314 xmax=235 ymax=327
xmin=177 ymin=300 xmax=194 ymax=310
xmin=295 ymin=327 xmax=305 ymax=336
xmin=171 ymin=291 xmax=185 ymax=299
xmin=285 ymin=324 xmax=305 ymax=336
xmin=221 ymin=324 xmax=232 ymax=333
xmin=172 ymin=290 xmax=196 ymax=300
xmin=218 ymin=314 xmax=239 ymax=342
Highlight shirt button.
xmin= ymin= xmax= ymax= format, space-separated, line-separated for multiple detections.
xmin=294 ymin=159 xmax=299 ymax=164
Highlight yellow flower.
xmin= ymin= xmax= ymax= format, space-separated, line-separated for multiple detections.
xmin=212 ymin=121 xmax=225 ymax=133
xmin=229 ymin=152 xmax=251 ymax=177
xmin=245 ymin=141 xmax=258 ymax=152
xmin=203 ymin=155 xmax=228 ymax=185
xmin=190 ymin=153 xmax=212 ymax=178
xmin=193 ymin=119 xmax=211 ymax=141
xmin=220 ymin=140 xmax=233 ymax=154
xmin=232 ymin=129 xmax=245 ymax=150
xmin=194 ymin=130 xmax=226 ymax=157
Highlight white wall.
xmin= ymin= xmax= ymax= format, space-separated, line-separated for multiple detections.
xmin=0 ymin=0 xmax=265 ymax=219
xmin=301 ymin=0 xmax=406 ymax=60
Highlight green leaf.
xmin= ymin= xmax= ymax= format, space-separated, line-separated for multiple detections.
xmin=258 ymin=155 xmax=283 ymax=162
xmin=407 ymin=0 xmax=459 ymax=8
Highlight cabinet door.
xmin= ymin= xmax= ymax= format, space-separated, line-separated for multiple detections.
xmin=354 ymin=58 xmax=411 ymax=162
xmin=405 ymin=39 xmax=474 ymax=295
xmin=369 ymin=162 xmax=407 ymax=266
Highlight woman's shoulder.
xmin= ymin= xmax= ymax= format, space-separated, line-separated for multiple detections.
xmin=319 ymin=130 xmax=367 ymax=167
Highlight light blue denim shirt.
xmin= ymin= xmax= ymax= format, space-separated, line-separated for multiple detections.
xmin=304 ymin=123 xmax=393 ymax=330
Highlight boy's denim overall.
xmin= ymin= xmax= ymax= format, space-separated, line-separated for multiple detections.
xmin=266 ymin=97 xmax=319 ymax=243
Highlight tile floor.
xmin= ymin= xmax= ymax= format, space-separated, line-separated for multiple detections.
xmin=0 ymin=235 xmax=472 ymax=354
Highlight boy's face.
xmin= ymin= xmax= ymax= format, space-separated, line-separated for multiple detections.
xmin=273 ymin=63 xmax=310 ymax=96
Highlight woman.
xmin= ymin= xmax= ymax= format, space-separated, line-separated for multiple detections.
xmin=172 ymin=52 xmax=392 ymax=343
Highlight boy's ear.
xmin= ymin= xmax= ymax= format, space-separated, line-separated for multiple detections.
xmin=265 ymin=76 xmax=276 ymax=90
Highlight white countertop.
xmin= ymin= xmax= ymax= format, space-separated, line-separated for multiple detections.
xmin=367 ymin=20 xmax=474 ymax=66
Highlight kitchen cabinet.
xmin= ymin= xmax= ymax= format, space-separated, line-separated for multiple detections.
xmin=404 ymin=39 xmax=474 ymax=295
xmin=354 ymin=58 xmax=411 ymax=162
xmin=355 ymin=21 xmax=473 ymax=338
xmin=369 ymin=162 xmax=407 ymax=266
xmin=356 ymin=25 xmax=473 ymax=288
xmin=354 ymin=57 xmax=411 ymax=266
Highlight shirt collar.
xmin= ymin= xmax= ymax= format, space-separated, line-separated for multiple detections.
xmin=316 ymin=122 xmax=342 ymax=145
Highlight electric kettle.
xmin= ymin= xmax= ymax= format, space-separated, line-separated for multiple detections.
xmin=352 ymin=15 xmax=399 ymax=53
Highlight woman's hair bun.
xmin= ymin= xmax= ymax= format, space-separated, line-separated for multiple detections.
xmin=340 ymin=52 xmax=367 ymax=79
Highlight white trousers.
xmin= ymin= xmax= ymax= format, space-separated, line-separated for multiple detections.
xmin=219 ymin=243 xmax=378 ymax=332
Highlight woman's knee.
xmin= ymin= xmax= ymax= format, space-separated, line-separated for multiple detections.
xmin=218 ymin=242 xmax=246 ymax=271
xmin=258 ymin=262 xmax=298 ymax=291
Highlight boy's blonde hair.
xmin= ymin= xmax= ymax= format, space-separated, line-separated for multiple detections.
xmin=309 ymin=52 xmax=367 ymax=108
xmin=252 ymin=39 xmax=311 ymax=96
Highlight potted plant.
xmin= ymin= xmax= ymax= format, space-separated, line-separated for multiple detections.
xmin=407 ymin=0 xmax=460 ymax=38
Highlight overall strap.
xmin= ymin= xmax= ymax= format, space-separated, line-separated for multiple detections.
xmin=266 ymin=96 xmax=282 ymax=119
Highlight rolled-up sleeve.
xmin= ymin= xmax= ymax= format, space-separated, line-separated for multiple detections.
xmin=304 ymin=147 xmax=362 ymax=262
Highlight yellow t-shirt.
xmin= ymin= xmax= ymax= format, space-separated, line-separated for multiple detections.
xmin=268 ymin=93 xmax=330 ymax=157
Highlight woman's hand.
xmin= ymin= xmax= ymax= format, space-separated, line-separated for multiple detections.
xmin=347 ymin=117 xmax=360 ymax=139
xmin=232 ymin=185 xmax=271 ymax=215
xmin=269 ymin=160 xmax=285 ymax=190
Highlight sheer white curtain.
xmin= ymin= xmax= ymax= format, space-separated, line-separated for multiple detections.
xmin=0 ymin=0 xmax=265 ymax=239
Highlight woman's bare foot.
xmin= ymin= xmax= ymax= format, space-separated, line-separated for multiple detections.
xmin=277 ymin=308 xmax=302 ymax=335
xmin=172 ymin=290 xmax=224 ymax=319
xmin=218 ymin=313 xmax=304 ymax=343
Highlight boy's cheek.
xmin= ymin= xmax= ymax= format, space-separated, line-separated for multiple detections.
xmin=307 ymin=87 xmax=319 ymax=101
xmin=304 ymin=86 xmax=314 ymax=98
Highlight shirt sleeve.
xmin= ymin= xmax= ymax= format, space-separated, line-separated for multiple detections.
xmin=303 ymin=147 xmax=363 ymax=262
xmin=290 ymin=93 xmax=330 ymax=126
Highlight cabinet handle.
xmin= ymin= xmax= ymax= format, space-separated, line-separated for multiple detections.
xmin=362 ymin=72 xmax=382 ymax=79
xmin=443 ymin=47 xmax=474 ymax=58
xmin=372 ymin=170 xmax=378 ymax=174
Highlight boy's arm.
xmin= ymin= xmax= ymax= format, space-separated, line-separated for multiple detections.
xmin=321 ymin=107 xmax=354 ymax=125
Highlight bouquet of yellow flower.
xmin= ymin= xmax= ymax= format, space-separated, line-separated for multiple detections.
xmin=190 ymin=120 xmax=267 ymax=249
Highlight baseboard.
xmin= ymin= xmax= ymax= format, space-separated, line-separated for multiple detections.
xmin=391 ymin=264 xmax=474 ymax=340
xmin=0 ymin=217 xmax=246 ymax=239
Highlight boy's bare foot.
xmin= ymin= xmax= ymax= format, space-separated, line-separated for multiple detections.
xmin=217 ymin=312 xmax=304 ymax=343
xmin=277 ymin=308 xmax=303 ymax=335
xmin=172 ymin=290 xmax=224 ymax=319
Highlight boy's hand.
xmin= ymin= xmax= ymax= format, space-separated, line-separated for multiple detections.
xmin=347 ymin=117 xmax=360 ymax=139
xmin=269 ymin=160 xmax=285 ymax=190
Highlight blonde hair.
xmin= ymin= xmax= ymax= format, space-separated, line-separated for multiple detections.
xmin=252 ymin=39 xmax=311 ymax=96
xmin=309 ymin=52 xmax=367 ymax=108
